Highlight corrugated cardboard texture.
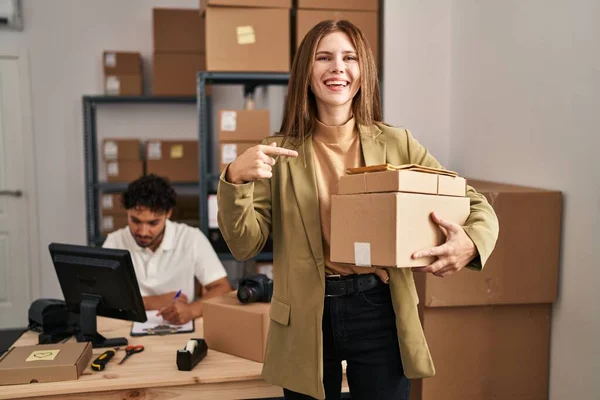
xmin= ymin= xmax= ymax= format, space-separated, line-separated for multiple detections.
xmin=206 ymin=7 xmax=290 ymax=72
xmin=0 ymin=342 xmax=92 ymax=385
xmin=106 ymin=160 xmax=144 ymax=183
xmin=102 ymin=139 xmax=142 ymax=161
xmin=414 ymin=180 xmax=562 ymax=307
xmin=202 ymin=0 xmax=291 ymax=9
xmin=219 ymin=142 xmax=260 ymax=170
xmin=203 ymin=292 xmax=270 ymax=362
xmin=100 ymin=193 xmax=126 ymax=215
xmin=296 ymin=9 xmax=379 ymax=63
xmin=153 ymin=53 xmax=206 ymax=96
xmin=102 ymin=51 xmax=141 ymax=75
xmin=218 ymin=109 xmax=271 ymax=142
xmin=338 ymin=170 xmax=438 ymax=195
xmin=330 ymin=192 xmax=470 ymax=267
xmin=297 ymin=0 xmax=378 ymax=11
xmin=153 ymin=9 xmax=205 ymax=53
xmin=411 ymin=304 xmax=550 ymax=400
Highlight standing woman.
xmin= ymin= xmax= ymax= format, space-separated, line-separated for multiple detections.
xmin=218 ymin=20 xmax=499 ymax=400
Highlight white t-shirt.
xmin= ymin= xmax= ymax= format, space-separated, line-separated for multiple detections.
xmin=102 ymin=220 xmax=227 ymax=302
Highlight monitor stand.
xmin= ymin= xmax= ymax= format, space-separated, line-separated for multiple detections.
xmin=76 ymin=294 xmax=128 ymax=349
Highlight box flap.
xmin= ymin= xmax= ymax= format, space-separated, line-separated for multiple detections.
xmin=347 ymin=163 xmax=458 ymax=177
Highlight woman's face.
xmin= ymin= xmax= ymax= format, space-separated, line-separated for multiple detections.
xmin=310 ymin=31 xmax=361 ymax=112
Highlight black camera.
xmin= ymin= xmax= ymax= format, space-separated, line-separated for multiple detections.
xmin=237 ymin=274 xmax=273 ymax=304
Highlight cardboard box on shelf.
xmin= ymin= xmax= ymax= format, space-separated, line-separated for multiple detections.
xmin=201 ymin=0 xmax=291 ymax=10
xmin=297 ymin=0 xmax=378 ymax=11
xmin=0 ymin=342 xmax=92 ymax=385
xmin=218 ymin=109 xmax=271 ymax=142
xmin=153 ymin=8 xmax=205 ymax=53
xmin=413 ymin=180 xmax=562 ymax=307
xmin=102 ymin=51 xmax=142 ymax=75
xmin=101 ymin=139 xmax=142 ymax=161
xmin=145 ymin=139 xmax=199 ymax=182
xmin=205 ymin=6 xmax=290 ymax=72
xmin=203 ymin=292 xmax=270 ymax=362
xmin=410 ymin=304 xmax=551 ymax=400
xmin=146 ymin=159 xmax=199 ymax=183
xmin=296 ymin=9 xmax=379 ymax=63
xmin=153 ymin=53 xmax=206 ymax=96
xmin=100 ymin=193 xmax=125 ymax=215
xmin=100 ymin=214 xmax=129 ymax=236
xmin=104 ymin=74 xmax=143 ymax=96
xmin=172 ymin=195 xmax=200 ymax=220
xmin=219 ymin=142 xmax=260 ymax=170
xmin=106 ymin=160 xmax=144 ymax=183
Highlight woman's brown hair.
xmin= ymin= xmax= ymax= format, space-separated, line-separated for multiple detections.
xmin=279 ymin=20 xmax=382 ymax=146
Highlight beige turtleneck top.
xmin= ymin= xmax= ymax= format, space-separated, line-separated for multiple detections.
xmin=312 ymin=118 xmax=388 ymax=281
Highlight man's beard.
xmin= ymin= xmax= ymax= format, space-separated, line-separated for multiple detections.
xmin=132 ymin=226 xmax=165 ymax=249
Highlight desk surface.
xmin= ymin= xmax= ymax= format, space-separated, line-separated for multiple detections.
xmin=1 ymin=317 xmax=284 ymax=400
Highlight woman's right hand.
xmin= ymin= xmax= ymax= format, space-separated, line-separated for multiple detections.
xmin=226 ymin=142 xmax=298 ymax=184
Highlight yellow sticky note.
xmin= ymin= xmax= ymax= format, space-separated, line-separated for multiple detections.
xmin=236 ymin=26 xmax=256 ymax=45
xmin=26 ymin=349 xmax=60 ymax=361
xmin=170 ymin=145 xmax=184 ymax=159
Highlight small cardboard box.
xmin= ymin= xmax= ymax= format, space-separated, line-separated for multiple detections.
xmin=100 ymin=193 xmax=125 ymax=214
xmin=297 ymin=0 xmax=378 ymax=11
xmin=218 ymin=109 xmax=270 ymax=142
xmin=219 ymin=142 xmax=260 ymax=170
xmin=205 ymin=6 xmax=290 ymax=72
xmin=146 ymin=140 xmax=199 ymax=182
xmin=104 ymin=74 xmax=143 ymax=96
xmin=101 ymin=139 xmax=142 ymax=161
xmin=0 ymin=342 xmax=92 ymax=385
xmin=296 ymin=9 xmax=379 ymax=63
xmin=201 ymin=0 xmax=291 ymax=9
xmin=102 ymin=51 xmax=142 ymax=75
xmin=153 ymin=8 xmax=206 ymax=53
xmin=153 ymin=53 xmax=206 ymax=96
xmin=203 ymin=292 xmax=270 ymax=362
xmin=100 ymin=214 xmax=129 ymax=236
xmin=106 ymin=160 xmax=144 ymax=183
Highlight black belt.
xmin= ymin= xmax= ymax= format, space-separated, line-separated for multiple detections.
xmin=325 ymin=274 xmax=382 ymax=297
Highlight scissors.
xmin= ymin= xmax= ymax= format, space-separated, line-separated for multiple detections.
xmin=118 ymin=344 xmax=144 ymax=365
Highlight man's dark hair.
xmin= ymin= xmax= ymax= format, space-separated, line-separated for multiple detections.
xmin=122 ymin=174 xmax=176 ymax=213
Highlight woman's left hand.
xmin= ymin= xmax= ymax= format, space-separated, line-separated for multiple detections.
xmin=411 ymin=212 xmax=478 ymax=278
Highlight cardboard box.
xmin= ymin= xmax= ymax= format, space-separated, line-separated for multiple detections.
xmin=338 ymin=170 xmax=466 ymax=197
xmin=205 ymin=7 xmax=290 ymax=72
xmin=201 ymin=0 xmax=291 ymax=9
xmin=414 ymin=180 xmax=562 ymax=307
xmin=0 ymin=342 xmax=92 ymax=385
xmin=100 ymin=214 xmax=129 ymax=236
xmin=106 ymin=160 xmax=144 ymax=183
xmin=203 ymin=292 xmax=270 ymax=362
xmin=330 ymin=192 xmax=469 ymax=267
xmin=102 ymin=139 xmax=142 ymax=161
xmin=103 ymin=51 xmax=142 ymax=75
xmin=297 ymin=0 xmax=378 ymax=11
xmin=218 ymin=109 xmax=271 ymax=142
xmin=153 ymin=53 xmax=206 ymax=96
xmin=146 ymin=140 xmax=198 ymax=161
xmin=100 ymin=193 xmax=125 ymax=214
xmin=219 ymin=142 xmax=259 ymax=170
xmin=296 ymin=9 xmax=379 ymax=63
xmin=410 ymin=304 xmax=551 ymax=400
xmin=153 ymin=9 xmax=205 ymax=53
xmin=104 ymin=74 xmax=143 ymax=96
xmin=172 ymin=195 xmax=200 ymax=220
xmin=146 ymin=159 xmax=198 ymax=182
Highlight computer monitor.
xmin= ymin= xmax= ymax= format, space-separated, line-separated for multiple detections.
xmin=48 ymin=243 xmax=147 ymax=349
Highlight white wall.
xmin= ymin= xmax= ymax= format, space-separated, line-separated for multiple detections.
xmin=449 ymin=1 xmax=600 ymax=398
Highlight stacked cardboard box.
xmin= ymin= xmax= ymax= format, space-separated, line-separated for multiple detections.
xmin=202 ymin=0 xmax=291 ymax=72
xmin=146 ymin=140 xmax=199 ymax=182
xmin=102 ymin=139 xmax=144 ymax=184
xmin=99 ymin=192 xmax=128 ymax=236
xmin=152 ymin=8 xmax=206 ymax=96
xmin=296 ymin=0 xmax=379 ymax=65
xmin=217 ymin=109 xmax=270 ymax=171
xmin=171 ymin=195 xmax=200 ymax=227
xmin=102 ymin=51 xmax=143 ymax=96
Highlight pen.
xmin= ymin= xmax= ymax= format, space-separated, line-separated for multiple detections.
xmin=173 ymin=289 xmax=182 ymax=303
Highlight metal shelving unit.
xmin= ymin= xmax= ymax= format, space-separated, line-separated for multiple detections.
xmin=197 ymin=72 xmax=290 ymax=262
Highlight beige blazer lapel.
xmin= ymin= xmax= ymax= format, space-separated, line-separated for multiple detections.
xmin=359 ymin=124 xmax=387 ymax=165
xmin=287 ymin=138 xmax=325 ymax=287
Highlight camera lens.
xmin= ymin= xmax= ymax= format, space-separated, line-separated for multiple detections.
xmin=237 ymin=286 xmax=259 ymax=304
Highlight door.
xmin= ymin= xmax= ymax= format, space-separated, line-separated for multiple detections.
xmin=0 ymin=57 xmax=32 ymax=328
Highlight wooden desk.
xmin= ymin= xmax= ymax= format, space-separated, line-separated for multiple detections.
xmin=1 ymin=317 xmax=284 ymax=400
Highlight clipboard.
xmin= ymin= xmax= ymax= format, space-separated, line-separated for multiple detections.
xmin=131 ymin=311 xmax=195 ymax=336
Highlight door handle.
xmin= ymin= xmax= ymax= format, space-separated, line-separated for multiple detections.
xmin=0 ymin=190 xmax=23 ymax=197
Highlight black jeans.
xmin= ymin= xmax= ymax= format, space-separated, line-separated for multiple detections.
xmin=284 ymin=278 xmax=410 ymax=400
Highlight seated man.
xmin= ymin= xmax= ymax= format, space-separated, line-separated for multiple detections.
xmin=103 ymin=174 xmax=231 ymax=325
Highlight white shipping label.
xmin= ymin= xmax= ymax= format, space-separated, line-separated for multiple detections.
xmin=103 ymin=141 xmax=118 ymax=160
xmin=236 ymin=25 xmax=256 ymax=45
xmin=107 ymin=162 xmax=119 ymax=176
xmin=104 ymin=52 xmax=116 ymax=68
xmin=102 ymin=194 xmax=114 ymax=209
xmin=147 ymin=142 xmax=162 ymax=160
xmin=221 ymin=144 xmax=238 ymax=164
xmin=105 ymin=76 xmax=120 ymax=95
xmin=208 ymin=194 xmax=218 ymax=229
xmin=354 ymin=242 xmax=372 ymax=267
xmin=103 ymin=216 xmax=114 ymax=230
xmin=220 ymin=111 xmax=237 ymax=132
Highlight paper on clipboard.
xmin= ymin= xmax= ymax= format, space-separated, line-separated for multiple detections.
xmin=131 ymin=311 xmax=194 ymax=336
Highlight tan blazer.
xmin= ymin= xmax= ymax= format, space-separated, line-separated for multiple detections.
xmin=217 ymin=122 xmax=499 ymax=399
